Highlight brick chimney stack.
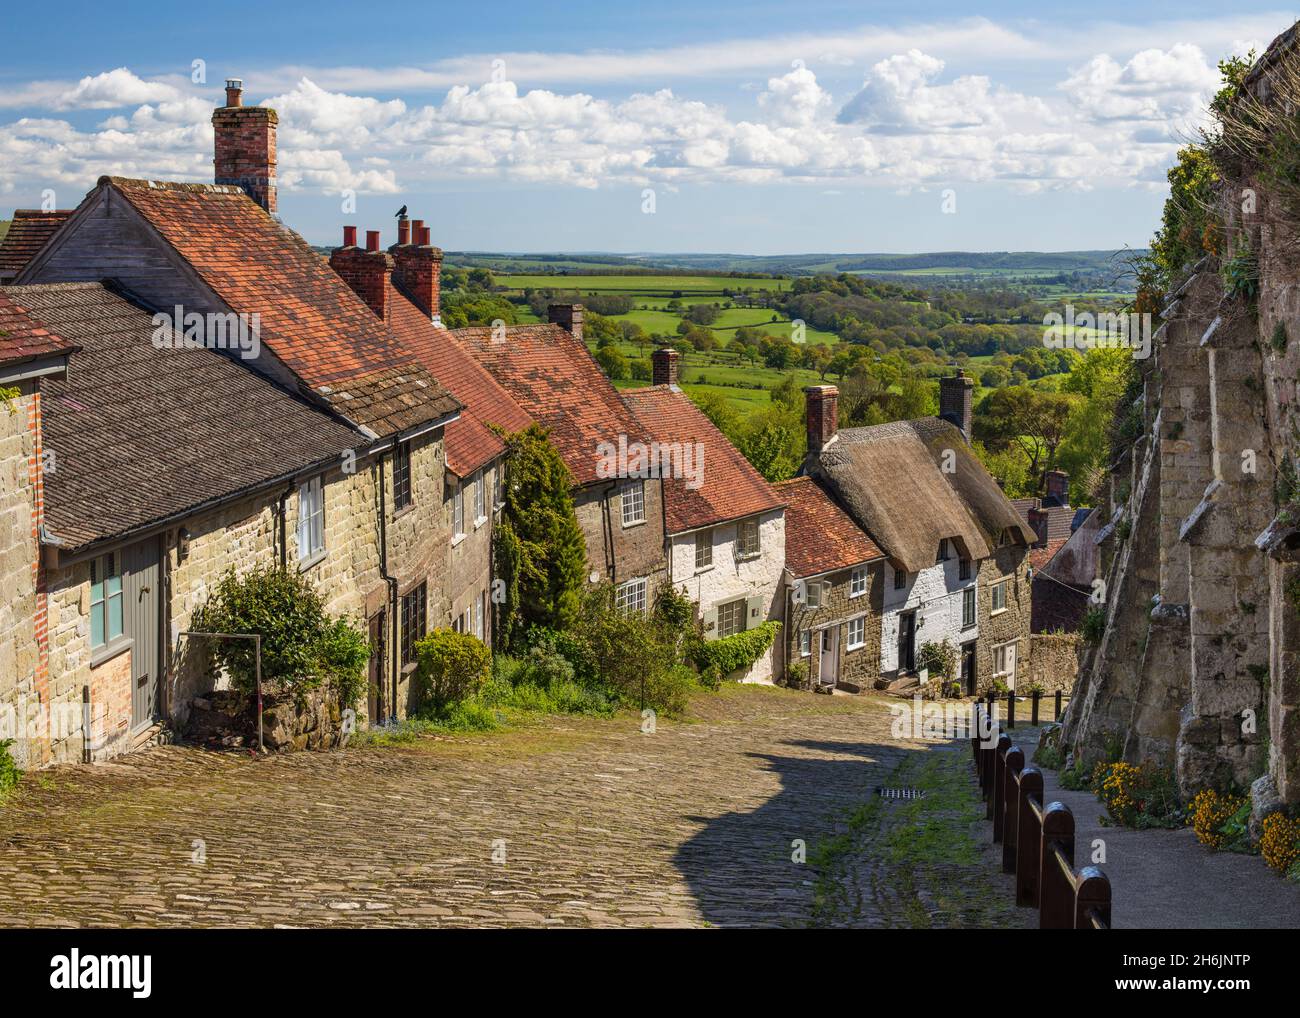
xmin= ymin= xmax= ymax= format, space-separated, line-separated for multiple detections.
xmin=548 ymin=303 xmax=584 ymax=344
xmin=804 ymin=385 xmax=839 ymax=455
xmin=939 ymin=369 xmax=974 ymax=442
xmin=1044 ymin=469 xmax=1070 ymax=506
xmin=330 ymin=226 xmax=393 ymax=320
xmin=1028 ymin=506 xmax=1049 ymax=546
xmin=213 ymin=78 xmax=278 ymax=214
xmin=652 ymin=346 xmax=680 ymax=387
xmin=390 ymin=215 xmax=443 ymax=325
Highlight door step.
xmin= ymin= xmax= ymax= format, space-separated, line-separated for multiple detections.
xmin=131 ymin=721 xmax=170 ymax=751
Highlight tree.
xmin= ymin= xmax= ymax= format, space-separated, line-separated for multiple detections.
xmin=686 ymin=303 xmax=720 ymax=326
xmin=496 ymin=424 xmax=587 ymax=647
xmin=974 ymin=386 xmax=1080 ymax=482
xmin=594 ymin=345 xmax=629 ymax=379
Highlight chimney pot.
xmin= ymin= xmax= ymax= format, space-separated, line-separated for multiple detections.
xmin=342 ymin=225 xmax=357 ymax=247
xmin=804 ymin=385 xmax=839 ymax=455
xmin=397 ymin=218 xmax=410 ymax=246
xmin=212 ymin=79 xmax=277 ymax=212
xmin=365 ymin=230 xmax=381 ymax=253
xmin=420 ymin=226 xmax=431 ymax=245
xmin=1044 ymin=469 xmax=1070 ymax=506
xmin=651 ymin=346 xmax=680 ymax=387
xmin=410 ymin=219 xmax=424 ymax=242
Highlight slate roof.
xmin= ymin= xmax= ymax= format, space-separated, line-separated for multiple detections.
xmin=387 ymin=284 xmax=531 ymax=476
xmin=811 ymin=417 xmax=1036 ymax=574
xmin=621 ymin=384 xmax=784 ymax=533
xmin=4 ymin=282 xmax=366 ymax=552
xmin=456 ymin=322 xmax=647 ymax=486
xmin=99 ymin=177 xmax=460 ymax=436
xmin=0 ymin=210 xmax=74 ymax=282
xmin=0 ymin=290 xmax=79 ymax=370
xmin=773 ymin=476 xmax=881 ymax=578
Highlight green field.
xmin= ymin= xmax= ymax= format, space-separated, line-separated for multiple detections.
xmin=499 ymin=273 xmax=793 ymax=295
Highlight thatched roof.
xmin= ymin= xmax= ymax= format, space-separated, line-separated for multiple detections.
xmin=809 ymin=417 xmax=1036 ymax=574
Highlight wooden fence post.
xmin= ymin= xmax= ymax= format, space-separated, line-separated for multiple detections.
xmin=1074 ymin=866 xmax=1112 ymax=929
xmin=991 ymin=733 xmax=1011 ymax=830
xmin=1016 ymin=766 xmax=1044 ymax=907
xmin=1001 ymin=745 xmax=1024 ymax=873
xmin=1054 ymin=689 xmax=1063 ymax=721
xmin=1031 ymin=689 xmax=1041 ymax=726
xmin=1007 ymin=690 xmax=1016 ymax=728
xmin=1039 ymin=801 xmax=1076 ymax=929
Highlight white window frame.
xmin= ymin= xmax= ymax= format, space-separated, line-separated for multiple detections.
xmin=847 ymin=616 xmax=865 ymax=650
xmin=473 ymin=469 xmax=486 ymax=526
xmin=717 ymin=598 xmax=746 ymax=638
xmin=850 ymin=567 xmax=867 ymax=598
xmin=616 ymin=576 xmax=648 ymax=614
xmin=799 ymin=629 xmax=811 ymax=657
xmin=806 ymin=581 xmax=823 ymax=609
xmin=452 ymin=481 xmax=465 ymax=540
xmin=297 ymin=475 xmax=326 ymax=565
xmin=621 ymin=481 xmax=646 ymax=527
xmin=736 ymin=518 xmax=761 ymax=560
xmin=991 ymin=578 xmax=1007 ymax=614
xmin=993 ymin=641 xmax=1018 ymax=681
xmin=694 ymin=529 xmax=713 ymax=571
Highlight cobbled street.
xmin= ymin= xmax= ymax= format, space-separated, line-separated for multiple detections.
xmin=0 ymin=687 xmax=1022 ymax=928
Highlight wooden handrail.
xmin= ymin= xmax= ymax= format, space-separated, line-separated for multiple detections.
xmin=970 ymin=713 xmax=1111 ymax=929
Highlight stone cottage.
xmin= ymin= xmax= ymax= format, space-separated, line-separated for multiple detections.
xmin=0 ymin=80 xmax=510 ymax=760
xmin=456 ymin=310 xmax=669 ymax=610
xmin=622 ymin=348 xmax=786 ymax=681
xmin=772 ymin=475 xmax=884 ymax=692
xmin=801 ymin=379 xmax=1035 ymax=695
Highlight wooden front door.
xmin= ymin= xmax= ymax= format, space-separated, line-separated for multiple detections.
xmin=122 ymin=538 xmax=161 ymax=730
xmin=962 ymin=640 xmax=977 ymax=695
xmin=898 ymin=612 xmax=916 ymax=672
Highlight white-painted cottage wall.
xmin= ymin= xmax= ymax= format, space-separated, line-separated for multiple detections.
xmin=669 ymin=508 xmax=785 ymax=683
xmin=880 ymin=554 xmax=979 ymax=673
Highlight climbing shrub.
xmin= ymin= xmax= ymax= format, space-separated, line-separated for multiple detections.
xmin=1189 ymin=788 xmax=1249 ymax=850
xmin=413 ymin=628 xmax=492 ymax=716
xmin=0 ymin=739 xmax=20 ymax=800
xmin=1260 ymin=813 xmax=1300 ymax=875
xmin=693 ymin=621 xmax=780 ymax=679
xmin=917 ymin=639 xmax=957 ymax=683
xmin=191 ymin=566 xmax=369 ymax=705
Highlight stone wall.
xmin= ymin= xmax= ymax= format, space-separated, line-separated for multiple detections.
xmin=1026 ymin=633 xmax=1080 ymax=696
xmin=976 ymin=545 xmax=1033 ymax=694
xmin=573 ymin=479 xmax=668 ymax=592
xmin=0 ymin=384 xmax=43 ymax=768
xmin=1066 ymin=31 xmax=1300 ymax=808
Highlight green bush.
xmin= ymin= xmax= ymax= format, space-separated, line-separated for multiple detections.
xmin=191 ymin=567 xmax=369 ymax=705
xmin=413 ymin=628 xmax=492 ymax=716
xmin=786 ymin=661 xmax=809 ymax=689
xmin=917 ymin=639 xmax=957 ymax=682
xmin=1082 ymin=606 xmax=1106 ymax=645
xmin=693 ymin=621 xmax=780 ymax=678
xmin=0 ymin=739 xmax=20 ymax=799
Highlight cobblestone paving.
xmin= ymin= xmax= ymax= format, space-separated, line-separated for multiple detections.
xmin=0 ymin=687 xmax=1004 ymax=928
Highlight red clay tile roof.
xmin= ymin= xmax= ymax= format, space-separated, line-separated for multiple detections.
xmin=773 ymin=476 xmax=882 ymax=577
xmin=0 ymin=210 xmax=74 ymax=281
xmin=387 ymin=284 xmax=531 ymax=475
xmin=0 ymin=289 xmax=79 ymax=370
xmin=101 ymin=177 xmax=459 ymax=435
xmin=1029 ymin=537 xmax=1069 ymax=573
xmin=621 ymin=384 xmax=785 ymax=533
xmin=6 ymin=282 xmax=364 ymax=551
xmin=455 ymin=322 xmax=648 ymax=486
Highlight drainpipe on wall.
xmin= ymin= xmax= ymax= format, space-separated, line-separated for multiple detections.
xmin=600 ymin=483 xmax=618 ymax=581
xmin=277 ymin=484 xmax=292 ymax=569
xmin=376 ymin=456 xmax=399 ymax=722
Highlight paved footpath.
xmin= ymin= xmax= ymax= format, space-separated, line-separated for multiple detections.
xmin=1008 ymin=726 xmax=1300 ymax=929
xmin=1 ymin=687 xmax=979 ymax=928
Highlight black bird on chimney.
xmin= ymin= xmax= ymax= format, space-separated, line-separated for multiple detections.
xmin=395 ymin=205 xmax=408 ymax=218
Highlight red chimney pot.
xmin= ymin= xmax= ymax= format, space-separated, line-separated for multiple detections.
xmin=365 ymin=230 xmax=381 ymax=253
xmin=397 ymin=218 xmax=410 ymax=246
xmin=342 ymin=225 xmax=357 ymax=247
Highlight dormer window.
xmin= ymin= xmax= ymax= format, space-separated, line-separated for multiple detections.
xmin=937 ymin=538 xmax=950 ymax=562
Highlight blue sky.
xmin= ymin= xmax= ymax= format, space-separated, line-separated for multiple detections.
xmin=0 ymin=2 xmax=1287 ymax=253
